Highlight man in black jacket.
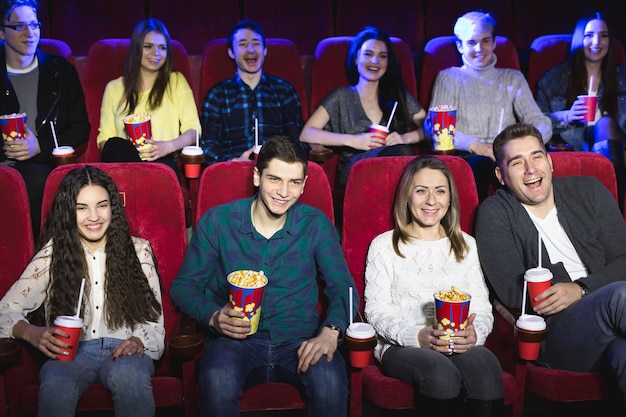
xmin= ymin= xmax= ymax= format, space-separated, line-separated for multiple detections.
xmin=0 ymin=0 xmax=89 ymax=238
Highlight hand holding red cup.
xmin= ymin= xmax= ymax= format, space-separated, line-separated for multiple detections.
xmin=577 ymin=95 xmax=598 ymax=123
xmin=525 ymin=267 xmax=552 ymax=308
xmin=53 ymin=315 xmax=83 ymax=361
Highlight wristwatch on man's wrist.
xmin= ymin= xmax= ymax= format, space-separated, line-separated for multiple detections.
xmin=324 ymin=324 xmax=344 ymax=344
xmin=575 ymin=281 xmax=591 ymax=298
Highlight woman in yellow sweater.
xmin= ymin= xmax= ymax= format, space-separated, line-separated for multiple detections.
xmin=97 ymin=18 xmax=199 ymax=175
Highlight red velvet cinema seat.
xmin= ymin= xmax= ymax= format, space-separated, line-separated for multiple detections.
xmin=37 ymin=38 xmax=74 ymax=63
xmin=341 ymin=156 xmax=525 ymax=417
xmin=189 ymin=160 xmax=334 ymax=414
xmin=0 ymin=166 xmax=35 ymax=417
xmin=12 ymin=163 xmax=194 ymax=417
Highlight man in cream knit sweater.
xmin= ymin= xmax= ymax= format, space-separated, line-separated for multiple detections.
xmin=428 ymin=11 xmax=552 ymax=201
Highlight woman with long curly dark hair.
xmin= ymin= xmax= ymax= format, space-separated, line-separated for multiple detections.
xmin=97 ymin=17 xmax=199 ymax=175
xmin=0 ymin=166 xmax=164 ymax=417
xmin=300 ymin=26 xmax=426 ymax=189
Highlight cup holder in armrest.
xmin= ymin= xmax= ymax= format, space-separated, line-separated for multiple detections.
xmin=168 ymin=334 xmax=203 ymax=359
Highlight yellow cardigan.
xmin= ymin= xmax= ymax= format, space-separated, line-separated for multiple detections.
xmin=97 ymin=72 xmax=198 ymax=150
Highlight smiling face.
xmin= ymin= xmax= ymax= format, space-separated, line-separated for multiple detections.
xmin=141 ymin=31 xmax=168 ymax=73
xmin=76 ymin=184 xmax=112 ymax=252
xmin=408 ymin=167 xmax=450 ymax=230
xmin=583 ymin=19 xmax=609 ymax=64
xmin=228 ymin=28 xmax=266 ymax=75
xmin=253 ymin=159 xmax=306 ymax=219
xmin=495 ymin=136 xmax=555 ymax=213
xmin=0 ymin=5 xmax=39 ymax=64
xmin=456 ymin=25 xmax=495 ymax=69
xmin=356 ymin=39 xmax=388 ymax=82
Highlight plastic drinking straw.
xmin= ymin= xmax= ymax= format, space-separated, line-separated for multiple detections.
xmin=497 ymin=108 xmax=504 ymax=133
xmin=538 ymin=232 xmax=542 ymax=268
xmin=386 ymin=101 xmax=398 ymax=130
xmin=349 ymin=287 xmax=353 ymax=326
xmin=195 ymin=119 xmax=200 ymax=147
xmin=521 ymin=280 xmax=527 ymax=317
xmin=50 ymin=121 xmax=59 ymax=149
xmin=75 ymin=277 xmax=85 ymax=318
xmin=254 ymin=118 xmax=259 ymax=148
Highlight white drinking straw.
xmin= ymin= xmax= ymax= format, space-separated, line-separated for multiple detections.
xmin=50 ymin=121 xmax=59 ymax=148
xmin=386 ymin=101 xmax=398 ymax=130
xmin=538 ymin=232 xmax=542 ymax=269
xmin=497 ymin=108 xmax=504 ymax=133
xmin=195 ymin=119 xmax=200 ymax=147
xmin=254 ymin=118 xmax=259 ymax=148
xmin=75 ymin=277 xmax=85 ymax=318
xmin=588 ymin=75 xmax=594 ymax=96
xmin=349 ymin=287 xmax=353 ymax=326
xmin=521 ymin=280 xmax=527 ymax=317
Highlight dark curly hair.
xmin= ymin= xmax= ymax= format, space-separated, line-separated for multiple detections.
xmin=37 ymin=166 xmax=161 ymax=329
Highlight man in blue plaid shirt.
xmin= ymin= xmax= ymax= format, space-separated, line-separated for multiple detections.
xmin=200 ymin=20 xmax=305 ymax=164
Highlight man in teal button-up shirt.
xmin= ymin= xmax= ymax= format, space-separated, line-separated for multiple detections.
xmin=171 ymin=135 xmax=358 ymax=417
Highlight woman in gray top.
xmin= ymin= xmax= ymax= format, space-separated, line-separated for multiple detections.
xmin=300 ymin=26 xmax=426 ymax=189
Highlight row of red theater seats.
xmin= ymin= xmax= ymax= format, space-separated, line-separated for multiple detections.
xmin=1 ymin=153 xmax=620 ymax=416
xmin=35 ymin=0 xmax=626 ymax=57
xmin=36 ymin=32 xmax=626 ymax=164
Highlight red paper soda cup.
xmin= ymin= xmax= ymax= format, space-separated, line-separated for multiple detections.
xmin=369 ymin=124 xmax=389 ymax=140
xmin=429 ymin=105 xmax=456 ymax=152
xmin=122 ymin=113 xmax=153 ymax=159
xmin=253 ymin=145 xmax=262 ymax=161
xmin=578 ymin=95 xmax=598 ymax=123
xmin=227 ymin=270 xmax=268 ymax=336
xmin=434 ymin=287 xmax=470 ymax=346
xmin=54 ymin=315 xmax=83 ymax=361
xmin=515 ymin=314 xmax=547 ymax=361
xmin=180 ymin=145 xmax=204 ymax=179
xmin=344 ymin=322 xmax=377 ymax=368
xmin=525 ymin=267 xmax=552 ymax=308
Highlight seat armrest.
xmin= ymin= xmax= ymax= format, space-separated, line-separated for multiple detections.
xmin=168 ymin=313 xmax=203 ymax=359
xmin=0 ymin=337 xmax=20 ymax=367
xmin=308 ymin=145 xmax=334 ymax=162
xmin=493 ymin=298 xmax=520 ymax=324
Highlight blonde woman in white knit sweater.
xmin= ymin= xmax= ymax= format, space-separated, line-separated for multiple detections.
xmin=364 ymin=156 xmax=502 ymax=416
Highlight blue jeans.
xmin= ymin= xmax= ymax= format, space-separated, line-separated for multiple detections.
xmin=198 ymin=330 xmax=348 ymax=417
xmin=38 ymin=337 xmax=155 ymax=417
xmin=540 ymin=281 xmax=626 ymax=404
xmin=382 ymin=345 xmax=503 ymax=401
